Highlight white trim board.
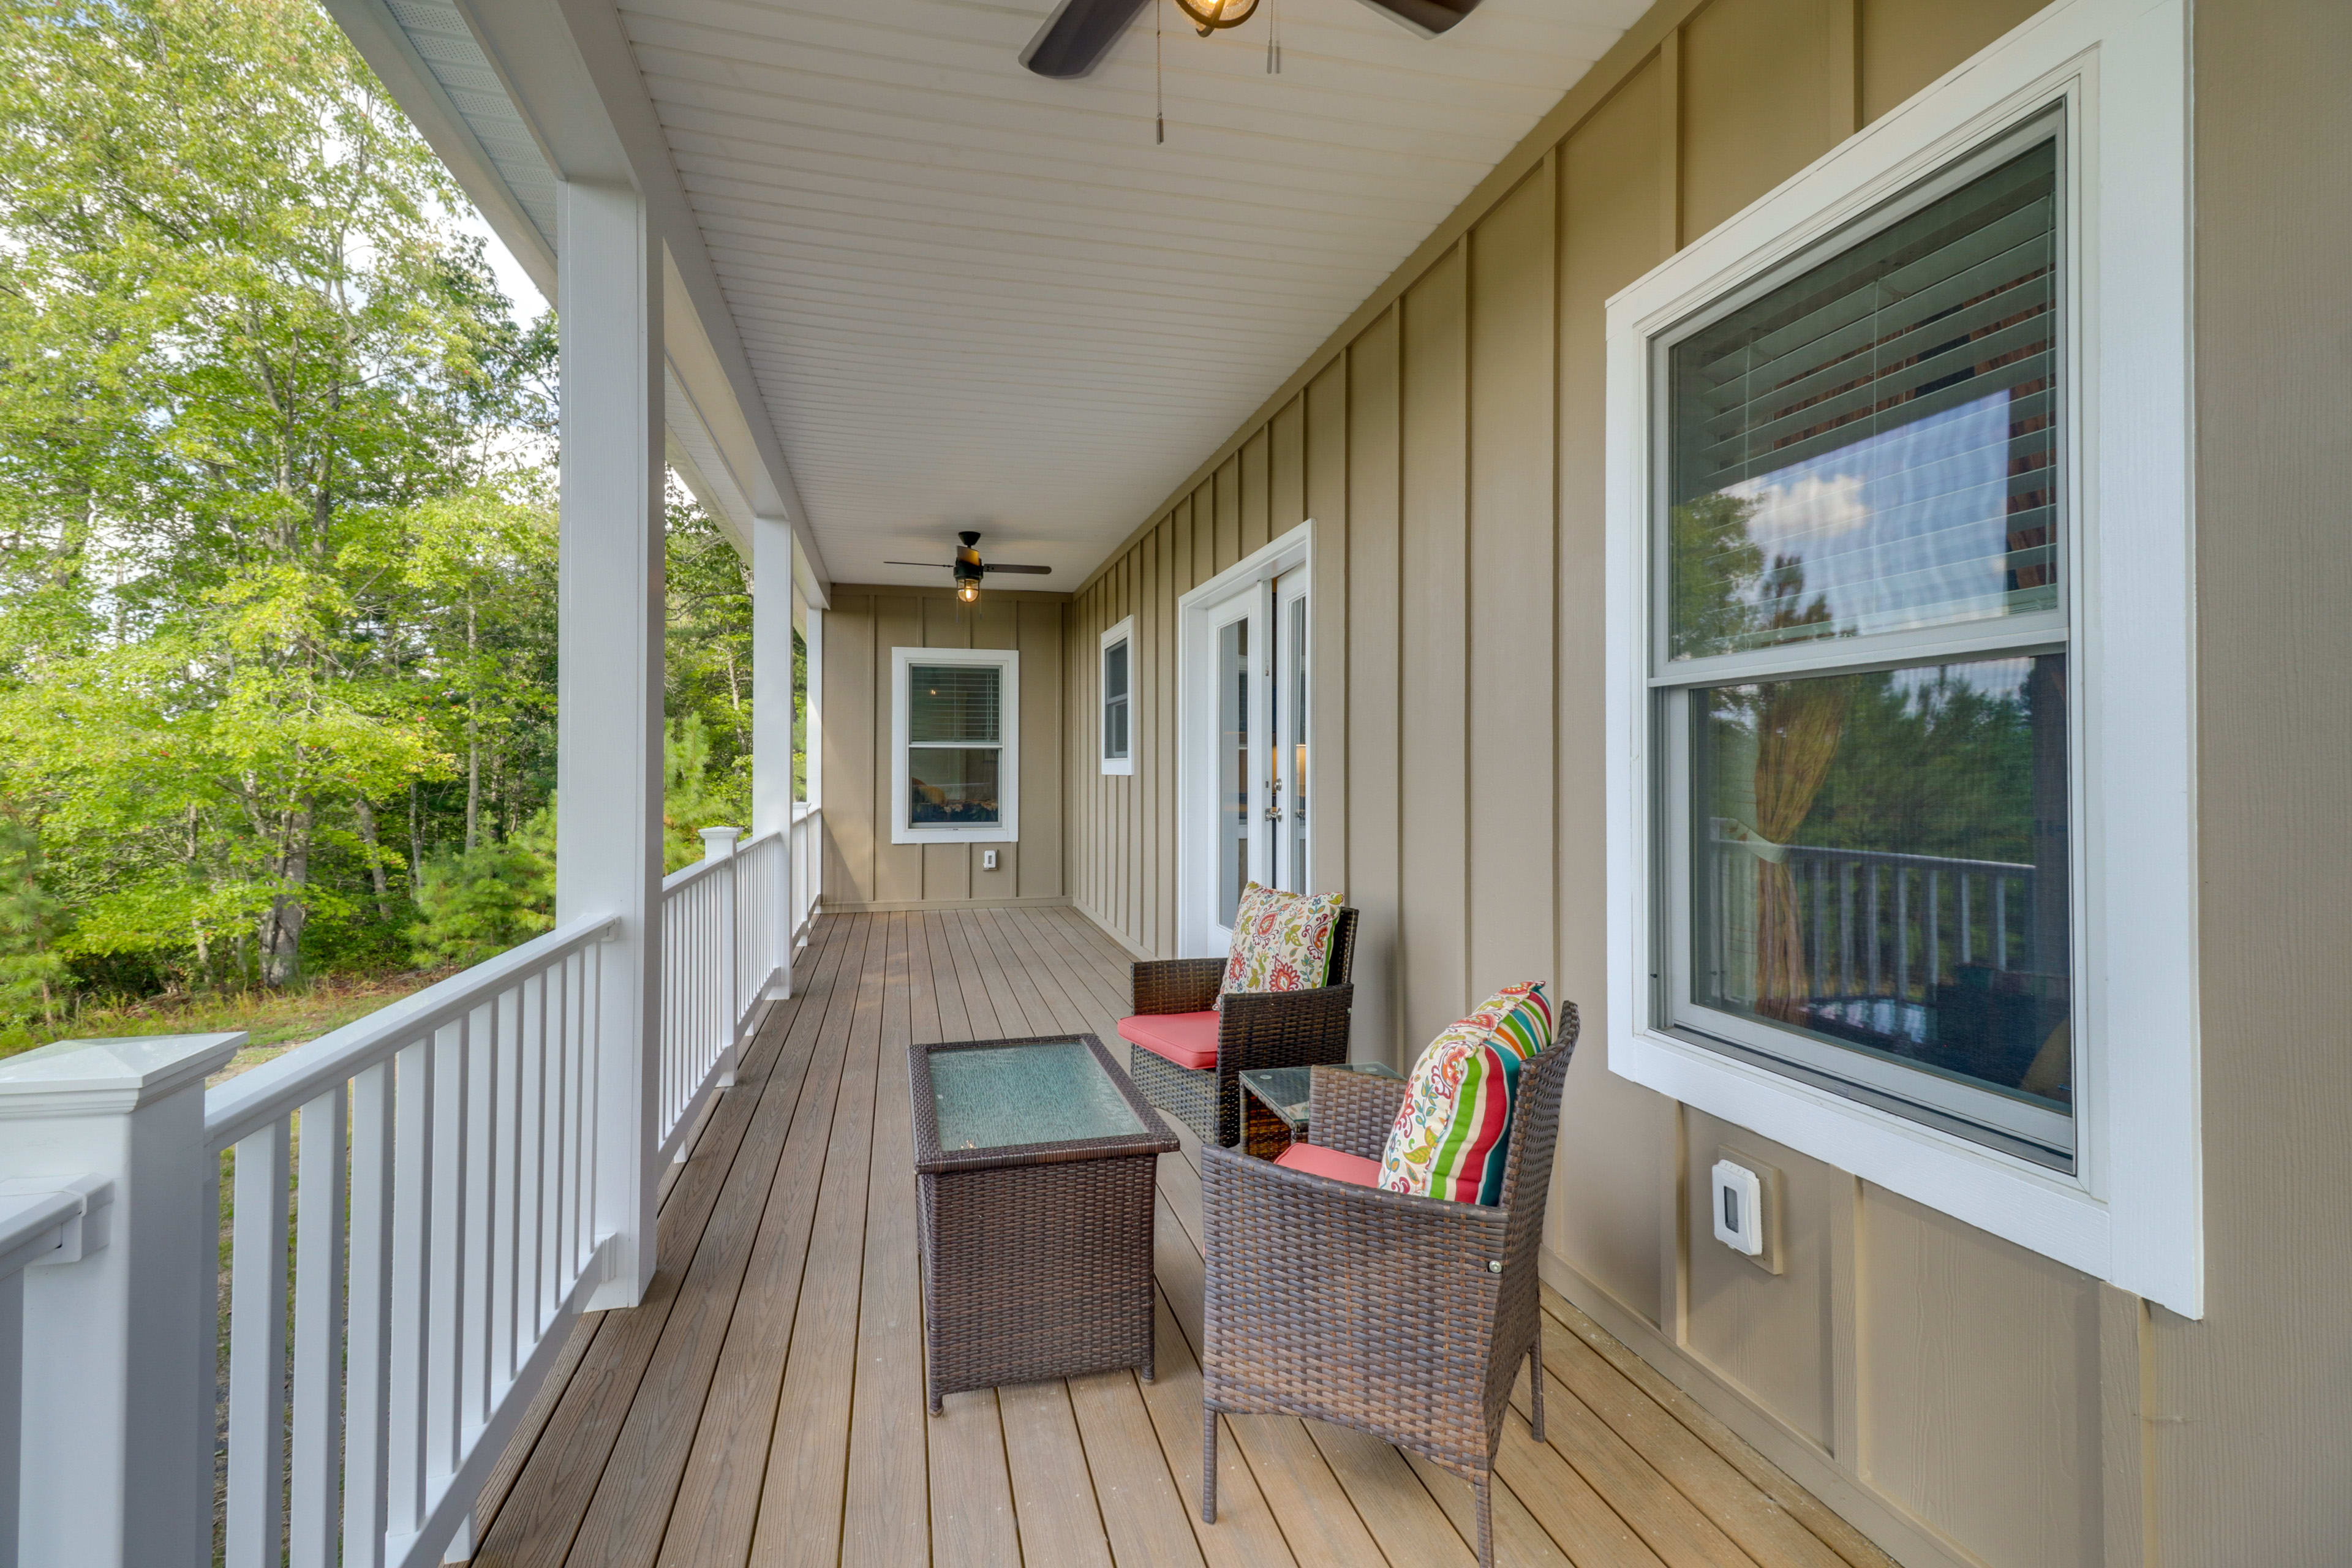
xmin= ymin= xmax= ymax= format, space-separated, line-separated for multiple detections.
xmin=1601 ymin=0 xmax=2198 ymax=1314
xmin=889 ymin=646 xmax=1020 ymax=846
xmin=1099 ymin=616 xmax=1137 ymax=777
xmin=1174 ymin=524 xmax=1314 ymax=959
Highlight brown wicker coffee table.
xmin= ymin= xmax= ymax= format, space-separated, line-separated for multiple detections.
xmin=910 ymin=1033 xmax=1178 ymax=1414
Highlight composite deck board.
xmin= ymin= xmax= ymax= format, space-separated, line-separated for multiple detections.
xmin=466 ymin=907 xmax=1891 ymax=1568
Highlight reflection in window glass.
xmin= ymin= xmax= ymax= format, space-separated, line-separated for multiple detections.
xmin=1668 ymin=138 xmax=2059 ymax=660
xmin=908 ymin=747 xmax=1000 ymax=826
xmin=1218 ymin=618 xmax=1249 ymax=930
xmin=1690 ymin=654 xmax=2070 ymax=1109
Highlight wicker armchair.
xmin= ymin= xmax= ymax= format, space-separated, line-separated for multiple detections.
xmin=1123 ymin=908 xmax=1359 ymax=1148
xmin=1197 ymin=1006 xmax=1580 ymax=1568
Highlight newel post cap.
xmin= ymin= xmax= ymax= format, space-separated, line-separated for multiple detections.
xmin=0 ymin=1032 xmax=245 ymax=1119
xmin=700 ymin=825 xmax=745 ymax=863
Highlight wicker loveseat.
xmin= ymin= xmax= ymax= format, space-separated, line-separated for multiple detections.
xmin=1197 ymin=1007 xmax=1578 ymax=1568
xmin=1118 ymin=907 xmax=1359 ymax=1148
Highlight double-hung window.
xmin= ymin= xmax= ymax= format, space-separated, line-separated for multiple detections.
xmin=1604 ymin=0 xmax=2200 ymax=1314
xmin=891 ymin=646 xmax=1019 ymax=844
xmin=1101 ymin=617 xmax=1134 ymax=775
xmin=1661 ymin=119 xmax=2073 ymax=1168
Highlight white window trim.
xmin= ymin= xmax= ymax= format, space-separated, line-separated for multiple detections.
xmin=890 ymin=645 xmax=1019 ymax=845
xmin=1099 ymin=616 xmax=1136 ymax=775
xmin=1602 ymin=0 xmax=2199 ymax=1315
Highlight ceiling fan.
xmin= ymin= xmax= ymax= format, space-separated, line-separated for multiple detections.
xmin=886 ymin=531 xmax=1052 ymax=603
xmin=1019 ymin=0 xmax=1483 ymax=78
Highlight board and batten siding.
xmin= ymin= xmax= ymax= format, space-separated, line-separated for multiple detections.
xmin=1048 ymin=0 xmax=2328 ymax=1564
xmin=818 ymin=586 xmax=1065 ymax=910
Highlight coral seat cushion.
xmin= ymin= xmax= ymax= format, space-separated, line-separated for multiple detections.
xmin=1273 ymin=1142 xmax=1382 ymax=1187
xmin=1116 ymin=1011 xmax=1219 ymax=1071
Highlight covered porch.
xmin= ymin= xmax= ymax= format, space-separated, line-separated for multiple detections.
xmin=463 ymin=907 xmax=1885 ymax=1568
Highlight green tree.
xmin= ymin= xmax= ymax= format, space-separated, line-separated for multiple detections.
xmin=0 ymin=0 xmax=551 ymax=993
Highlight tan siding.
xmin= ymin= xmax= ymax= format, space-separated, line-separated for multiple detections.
xmin=1305 ymin=361 xmax=1350 ymax=908
xmin=1679 ymin=0 xmax=1853 ymax=240
xmin=816 ymin=588 xmax=1068 ymax=911
xmin=1240 ymin=429 xmax=1270 ymax=559
xmin=1858 ymin=1186 xmax=2103 ymax=1568
xmin=1465 ymin=168 xmax=1558 ymax=998
xmin=2161 ymin=2 xmax=2352 ymax=1561
xmin=1347 ymin=317 xmax=1404 ymax=1066
xmin=1681 ymin=1112 xmax=1839 ymax=1450
xmin=1027 ymin=2 xmax=2352 ymax=1564
xmin=1550 ymin=59 xmax=1675 ymax=1330
xmin=1397 ymin=246 xmax=1471 ymax=1057
xmin=1859 ymin=0 xmax=2049 ymax=123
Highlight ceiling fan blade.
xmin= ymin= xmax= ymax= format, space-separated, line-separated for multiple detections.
xmin=1019 ymin=0 xmax=1148 ymax=78
xmin=982 ymin=563 xmax=1053 ymax=575
xmin=884 ymin=561 xmax=952 ymax=568
xmin=1351 ymin=0 xmax=1484 ymax=36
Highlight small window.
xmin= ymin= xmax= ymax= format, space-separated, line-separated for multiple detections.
xmin=1655 ymin=117 xmax=2073 ymax=1169
xmin=891 ymin=647 xmax=1018 ymax=843
xmin=1100 ymin=616 xmax=1135 ymax=775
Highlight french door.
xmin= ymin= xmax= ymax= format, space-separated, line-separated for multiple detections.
xmin=1200 ymin=566 xmax=1311 ymax=949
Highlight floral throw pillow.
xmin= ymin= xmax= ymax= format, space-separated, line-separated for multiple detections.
xmin=1378 ymin=983 xmax=1553 ymax=1205
xmin=1219 ymin=881 xmax=1344 ymax=998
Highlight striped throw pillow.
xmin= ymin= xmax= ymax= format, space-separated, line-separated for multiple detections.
xmin=1378 ymin=983 xmax=1553 ymax=1205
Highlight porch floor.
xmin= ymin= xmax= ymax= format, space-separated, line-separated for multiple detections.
xmin=464 ymin=908 xmax=1891 ymax=1568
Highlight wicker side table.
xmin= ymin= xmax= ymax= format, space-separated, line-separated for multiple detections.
xmin=910 ymin=1033 xmax=1178 ymax=1414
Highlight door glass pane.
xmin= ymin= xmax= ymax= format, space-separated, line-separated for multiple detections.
xmin=1218 ymin=617 xmax=1250 ymax=929
xmin=1667 ymin=135 xmax=2060 ymax=660
xmin=908 ymin=747 xmax=1001 ymax=826
xmin=1689 ymin=652 xmax=2070 ymax=1111
xmin=909 ymin=665 xmax=1000 ymax=742
xmin=1286 ymin=597 xmax=1308 ymax=892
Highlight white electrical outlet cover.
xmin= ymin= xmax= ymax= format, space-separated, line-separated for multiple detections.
xmin=1710 ymin=1159 xmax=1764 ymax=1257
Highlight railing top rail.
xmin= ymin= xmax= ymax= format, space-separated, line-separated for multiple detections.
xmin=0 ymin=1186 xmax=82 ymax=1279
xmin=1709 ymin=828 xmax=2036 ymax=877
xmin=204 ymin=911 xmax=620 ymax=1153
xmin=660 ymin=827 xmax=784 ymax=897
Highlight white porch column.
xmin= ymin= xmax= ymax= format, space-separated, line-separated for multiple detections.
xmin=751 ymin=511 xmax=796 ymax=998
xmin=0 ymin=1031 xmax=241 ymax=1568
xmin=557 ymin=177 xmax=664 ymax=1312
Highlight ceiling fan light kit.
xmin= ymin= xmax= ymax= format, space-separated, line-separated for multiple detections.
xmin=1172 ymin=0 xmax=1256 ymax=35
xmin=884 ymin=531 xmax=1053 ymax=606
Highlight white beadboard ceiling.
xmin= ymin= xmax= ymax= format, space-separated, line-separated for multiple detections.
xmin=614 ymin=0 xmax=1643 ymax=588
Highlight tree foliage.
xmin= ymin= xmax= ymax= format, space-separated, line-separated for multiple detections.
xmin=0 ymin=0 xmax=753 ymax=1030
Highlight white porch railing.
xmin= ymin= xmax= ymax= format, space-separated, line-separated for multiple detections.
xmin=790 ymin=802 xmax=821 ymax=948
xmin=0 ymin=820 xmax=801 ymax=1568
xmin=204 ymin=914 xmax=619 ymax=1568
xmin=0 ymin=1186 xmax=94 ymax=1568
xmin=657 ymin=827 xmax=788 ymax=1163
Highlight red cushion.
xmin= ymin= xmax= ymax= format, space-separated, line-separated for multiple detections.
xmin=1116 ymin=1011 xmax=1219 ymax=1072
xmin=1273 ymin=1142 xmax=1382 ymax=1187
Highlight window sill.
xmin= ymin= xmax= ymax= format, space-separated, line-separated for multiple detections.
xmin=891 ymin=826 xmax=1017 ymax=846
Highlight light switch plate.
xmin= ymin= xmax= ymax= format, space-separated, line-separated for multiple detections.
xmin=982 ymin=850 xmax=998 ymax=871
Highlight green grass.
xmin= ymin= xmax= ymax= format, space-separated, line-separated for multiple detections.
xmin=0 ymin=967 xmax=458 ymax=1080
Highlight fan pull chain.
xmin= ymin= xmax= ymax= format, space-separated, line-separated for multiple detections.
xmin=1266 ymin=0 xmax=1281 ymax=74
xmin=1155 ymin=0 xmax=1165 ymax=143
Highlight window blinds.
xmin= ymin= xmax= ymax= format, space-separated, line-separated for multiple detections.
xmin=1668 ymin=134 xmax=2060 ymax=657
xmin=909 ymin=665 xmax=1001 ymax=744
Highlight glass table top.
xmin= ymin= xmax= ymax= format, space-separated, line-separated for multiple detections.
xmin=1239 ymin=1060 xmax=1403 ymax=1129
xmin=929 ymin=1039 xmax=1147 ymax=1153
